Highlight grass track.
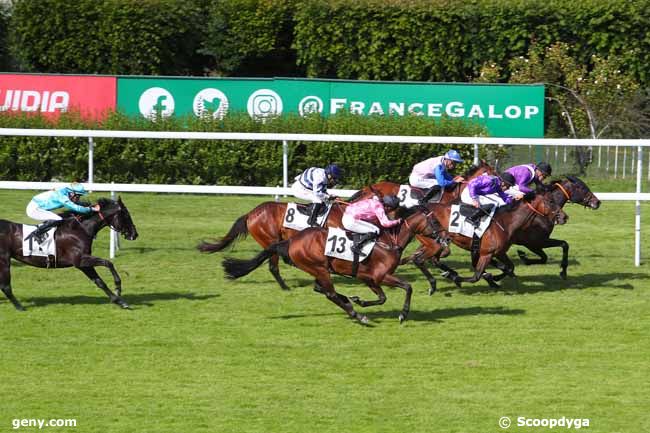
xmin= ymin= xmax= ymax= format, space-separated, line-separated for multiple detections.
xmin=1 ymin=190 xmax=649 ymax=433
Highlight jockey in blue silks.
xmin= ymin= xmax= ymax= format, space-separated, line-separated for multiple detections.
xmin=291 ymin=164 xmax=343 ymax=226
xmin=408 ymin=149 xmax=464 ymax=202
xmin=26 ymin=183 xmax=99 ymax=242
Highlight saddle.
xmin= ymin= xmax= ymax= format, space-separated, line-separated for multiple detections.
xmin=296 ymin=202 xmax=329 ymax=217
xmin=459 ymin=203 xmax=495 ymax=218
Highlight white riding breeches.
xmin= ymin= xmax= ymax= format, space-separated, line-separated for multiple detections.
xmin=291 ymin=181 xmax=325 ymax=203
xmin=409 ymin=174 xmax=439 ymax=189
xmin=26 ymin=201 xmax=62 ymax=222
xmin=342 ymin=214 xmax=380 ymax=234
xmin=460 ymin=188 xmax=506 ymax=207
xmin=505 ymin=185 xmax=522 ymax=197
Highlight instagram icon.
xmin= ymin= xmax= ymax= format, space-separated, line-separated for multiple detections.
xmin=247 ymin=89 xmax=283 ymax=119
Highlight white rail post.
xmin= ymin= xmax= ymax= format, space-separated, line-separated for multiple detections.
xmin=614 ymin=145 xmax=619 ymax=179
xmin=282 ymin=140 xmax=289 ymax=197
xmin=635 ymin=146 xmax=642 ymax=266
xmin=473 ymin=143 xmax=479 ymax=165
xmin=88 ymin=137 xmax=94 ymax=184
xmin=109 ymin=187 xmax=117 ymax=259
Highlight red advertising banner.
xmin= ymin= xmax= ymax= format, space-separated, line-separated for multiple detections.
xmin=0 ymin=74 xmax=116 ymax=119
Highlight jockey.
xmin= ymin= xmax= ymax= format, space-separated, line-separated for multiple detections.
xmin=291 ymin=164 xmax=343 ymax=226
xmin=26 ymin=183 xmax=100 ymax=242
xmin=342 ymin=194 xmax=402 ymax=255
xmin=505 ymin=161 xmax=552 ymax=198
xmin=408 ymin=149 xmax=464 ymax=202
xmin=460 ymin=172 xmax=517 ymax=226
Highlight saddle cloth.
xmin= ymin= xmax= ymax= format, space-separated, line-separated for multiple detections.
xmin=323 ymin=227 xmax=375 ymax=262
xmin=448 ymin=204 xmax=497 ymax=238
xmin=22 ymin=224 xmax=57 ymax=257
xmin=282 ymin=202 xmax=332 ymax=230
xmin=396 ymin=185 xmax=422 ymax=208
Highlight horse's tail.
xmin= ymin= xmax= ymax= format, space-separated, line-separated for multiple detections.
xmin=197 ymin=214 xmax=249 ymax=253
xmin=222 ymin=242 xmax=286 ymax=279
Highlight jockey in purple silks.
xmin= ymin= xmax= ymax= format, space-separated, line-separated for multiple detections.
xmin=460 ymin=172 xmax=518 ymax=226
xmin=505 ymin=162 xmax=552 ymax=198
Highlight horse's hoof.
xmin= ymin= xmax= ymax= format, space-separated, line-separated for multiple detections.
xmin=358 ymin=315 xmax=369 ymax=325
xmin=399 ymin=313 xmax=407 ymax=323
xmin=452 ymin=276 xmax=462 ymax=288
xmin=560 ymin=271 xmax=567 ymax=280
xmin=428 ymin=282 xmax=437 ymax=296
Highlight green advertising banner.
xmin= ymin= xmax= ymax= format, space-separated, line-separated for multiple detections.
xmin=117 ymin=77 xmax=544 ymax=137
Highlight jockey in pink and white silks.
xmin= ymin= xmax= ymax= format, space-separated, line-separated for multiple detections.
xmin=25 ymin=183 xmax=100 ymax=242
xmin=342 ymin=195 xmax=401 ymax=254
xmin=409 ymin=149 xmax=464 ymax=202
xmin=291 ymin=164 xmax=343 ymax=226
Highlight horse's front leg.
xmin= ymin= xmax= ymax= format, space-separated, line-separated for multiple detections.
xmin=77 ymin=257 xmax=129 ymax=309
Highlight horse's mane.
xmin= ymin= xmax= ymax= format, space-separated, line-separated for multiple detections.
xmin=59 ymin=198 xmax=114 ymax=219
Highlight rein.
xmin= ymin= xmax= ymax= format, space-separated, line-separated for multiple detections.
xmin=525 ymin=201 xmax=546 ymax=217
xmin=555 ymin=183 xmax=571 ymax=200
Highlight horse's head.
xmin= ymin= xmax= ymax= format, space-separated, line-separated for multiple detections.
xmin=528 ymin=194 xmax=568 ymax=225
xmin=403 ymin=206 xmax=446 ymax=240
xmin=97 ymin=197 xmax=139 ymax=240
xmin=555 ymin=176 xmax=601 ymax=209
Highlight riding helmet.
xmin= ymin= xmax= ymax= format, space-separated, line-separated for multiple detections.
xmin=536 ymin=162 xmax=552 ymax=176
xmin=499 ymin=172 xmax=516 ymax=186
xmin=444 ymin=149 xmax=464 ymax=163
xmin=68 ymin=183 xmax=88 ymax=195
xmin=325 ymin=164 xmax=343 ymax=181
xmin=383 ymin=195 xmax=400 ymax=209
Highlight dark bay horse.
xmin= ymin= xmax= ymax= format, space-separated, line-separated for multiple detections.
xmin=222 ymin=209 xmax=444 ymax=325
xmin=513 ymin=176 xmax=600 ymax=278
xmin=198 ymin=200 xmax=349 ymax=290
xmin=406 ymin=195 xmax=568 ymax=289
xmin=347 ymin=159 xmax=496 ymax=202
xmin=0 ymin=197 xmax=138 ymax=310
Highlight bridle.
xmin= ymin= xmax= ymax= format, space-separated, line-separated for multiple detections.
xmin=525 ymin=198 xmax=564 ymax=224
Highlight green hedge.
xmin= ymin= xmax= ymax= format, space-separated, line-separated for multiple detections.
xmin=293 ymin=0 xmax=650 ymax=85
xmin=8 ymin=0 xmax=209 ymax=75
xmin=0 ymin=112 xmax=487 ymax=187
xmin=3 ymin=0 xmax=649 ymax=86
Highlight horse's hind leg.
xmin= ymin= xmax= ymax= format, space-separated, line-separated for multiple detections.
xmin=316 ymin=277 xmax=368 ymax=325
xmin=269 ymin=254 xmax=290 ymax=291
xmin=349 ymin=282 xmax=387 ymax=307
xmin=0 ymin=258 xmax=25 ymax=311
xmin=78 ymin=266 xmax=130 ymax=309
xmin=380 ymin=273 xmax=413 ymax=323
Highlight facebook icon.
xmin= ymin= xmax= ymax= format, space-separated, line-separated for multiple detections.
xmin=138 ymin=87 xmax=175 ymax=120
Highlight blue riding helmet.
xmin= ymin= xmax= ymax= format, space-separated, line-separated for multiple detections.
xmin=444 ymin=150 xmax=464 ymax=163
xmin=324 ymin=164 xmax=343 ymax=181
xmin=67 ymin=183 xmax=88 ymax=196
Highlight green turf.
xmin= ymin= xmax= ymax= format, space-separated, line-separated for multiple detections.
xmin=1 ymin=189 xmax=648 ymax=433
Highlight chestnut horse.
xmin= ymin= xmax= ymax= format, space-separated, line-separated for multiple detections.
xmin=347 ymin=159 xmax=496 ymax=202
xmin=198 ymin=201 xmax=348 ymax=290
xmin=222 ymin=209 xmax=444 ymax=325
xmin=0 ymin=197 xmax=138 ymax=310
xmin=406 ymin=195 xmax=568 ymax=289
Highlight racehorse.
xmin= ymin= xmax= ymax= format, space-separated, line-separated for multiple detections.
xmin=198 ymin=200 xmax=348 ymax=290
xmin=405 ymin=194 xmax=568 ymax=289
xmin=222 ymin=209 xmax=444 ymax=325
xmin=513 ymin=176 xmax=600 ymax=279
xmin=347 ymin=159 xmax=496 ymax=202
xmin=0 ymin=197 xmax=138 ymax=310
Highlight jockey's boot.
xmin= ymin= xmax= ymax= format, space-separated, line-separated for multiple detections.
xmin=350 ymin=232 xmax=377 ymax=256
xmin=307 ymin=202 xmax=324 ymax=227
xmin=466 ymin=208 xmax=483 ymax=228
xmin=420 ymin=185 xmax=441 ymax=204
xmin=26 ymin=219 xmax=63 ymax=243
